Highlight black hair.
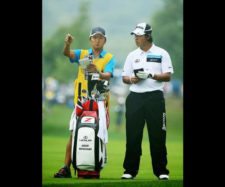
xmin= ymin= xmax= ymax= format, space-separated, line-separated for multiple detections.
xmin=145 ymin=34 xmax=153 ymax=43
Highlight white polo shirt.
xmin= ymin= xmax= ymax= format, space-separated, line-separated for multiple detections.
xmin=122 ymin=44 xmax=174 ymax=93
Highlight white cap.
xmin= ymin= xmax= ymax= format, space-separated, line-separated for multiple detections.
xmin=131 ymin=22 xmax=152 ymax=36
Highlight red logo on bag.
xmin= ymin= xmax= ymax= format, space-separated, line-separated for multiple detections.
xmin=81 ymin=116 xmax=95 ymax=123
xmin=84 ymin=118 xmax=92 ymax=122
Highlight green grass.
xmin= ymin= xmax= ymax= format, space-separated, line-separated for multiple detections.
xmin=42 ymin=96 xmax=183 ymax=187
xmin=43 ymin=180 xmax=183 ymax=187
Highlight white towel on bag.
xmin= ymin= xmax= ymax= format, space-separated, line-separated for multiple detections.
xmin=97 ymin=101 xmax=108 ymax=144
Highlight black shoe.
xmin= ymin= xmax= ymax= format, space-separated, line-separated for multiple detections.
xmin=158 ymin=174 xmax=169 ymax=180
xmin=54 ymin=166 xmax=72 ymax=178
xmin=121 ymin=173 xmax=134 ymax=179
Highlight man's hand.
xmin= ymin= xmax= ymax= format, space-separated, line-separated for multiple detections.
xmin=129 ymin=76 xmax=139 ymax=84
xmin=65 ymin=33 xmax=74 ymax=45
xmin=63 ymin=33 xmax=75 ymax=58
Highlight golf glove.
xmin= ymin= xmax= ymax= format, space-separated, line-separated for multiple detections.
xmin=136 ymin=71 xmax=154 ymax=79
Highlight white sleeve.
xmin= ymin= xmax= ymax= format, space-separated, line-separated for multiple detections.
xmin=161 ymin=50 xmax=174 ymax=74
xmin=122 ymin=53 xmax=133 ymax=76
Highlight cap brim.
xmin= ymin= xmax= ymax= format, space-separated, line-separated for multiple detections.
xmin=89 ymin=32 xmax=106 ymax=38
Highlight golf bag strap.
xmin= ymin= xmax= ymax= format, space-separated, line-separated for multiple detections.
xmin=90 ymin=99 xmax=93 ymax=111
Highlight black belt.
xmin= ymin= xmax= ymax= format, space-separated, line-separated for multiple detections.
xmin=131 ymin=90 xmax=163 ymax=95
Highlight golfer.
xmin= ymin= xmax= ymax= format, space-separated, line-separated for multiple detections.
xmin=121 ymin=22 xmax=174 ymax=180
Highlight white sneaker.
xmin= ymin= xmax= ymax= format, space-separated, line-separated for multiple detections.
xmin=159 ymin=174 xmax=169 ymax=180
xmin=121 ymin=173 xmax=134 ymax=179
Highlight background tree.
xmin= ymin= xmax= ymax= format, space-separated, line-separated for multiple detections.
xmin=43 ymin=1 xmax=91 ymax=83
xmin=151 ymin=0 xmax=183 ymax=80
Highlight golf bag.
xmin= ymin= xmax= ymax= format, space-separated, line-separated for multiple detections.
xmin=71 ymin=98 xmax=107 ymax=179
xmin=71 ymin=54 xmax=110 ymax=178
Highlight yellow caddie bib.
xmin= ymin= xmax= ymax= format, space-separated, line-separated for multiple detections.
xmin=74 ymin=50 xmax=113 ymax=106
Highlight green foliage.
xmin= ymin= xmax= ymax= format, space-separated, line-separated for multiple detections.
xmin=43 ymin=0 xmax=91 ymax=83
xmin=151 ymin=0 xmax=183 ymax=80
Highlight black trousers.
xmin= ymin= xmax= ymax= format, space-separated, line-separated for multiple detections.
xmin=123 ymin=90 xmax=169 ymax=177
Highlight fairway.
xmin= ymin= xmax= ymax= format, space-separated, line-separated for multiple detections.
xmin=42 ymin=97 xmax=183 ymax=187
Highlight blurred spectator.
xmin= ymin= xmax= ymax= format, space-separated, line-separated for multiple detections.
xmin=163 ymin=82 xmax=173 ymax=97
xmin=171 ymin=79 xmax=182 ymax=97
xmin=114 ymin=96 xmax=126 ymax=131
xmin=44 ymin=77 xmax=59 ymax=107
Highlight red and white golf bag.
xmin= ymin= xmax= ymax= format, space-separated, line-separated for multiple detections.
xmin=71 ymin=90 xmax=109 ymax=178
